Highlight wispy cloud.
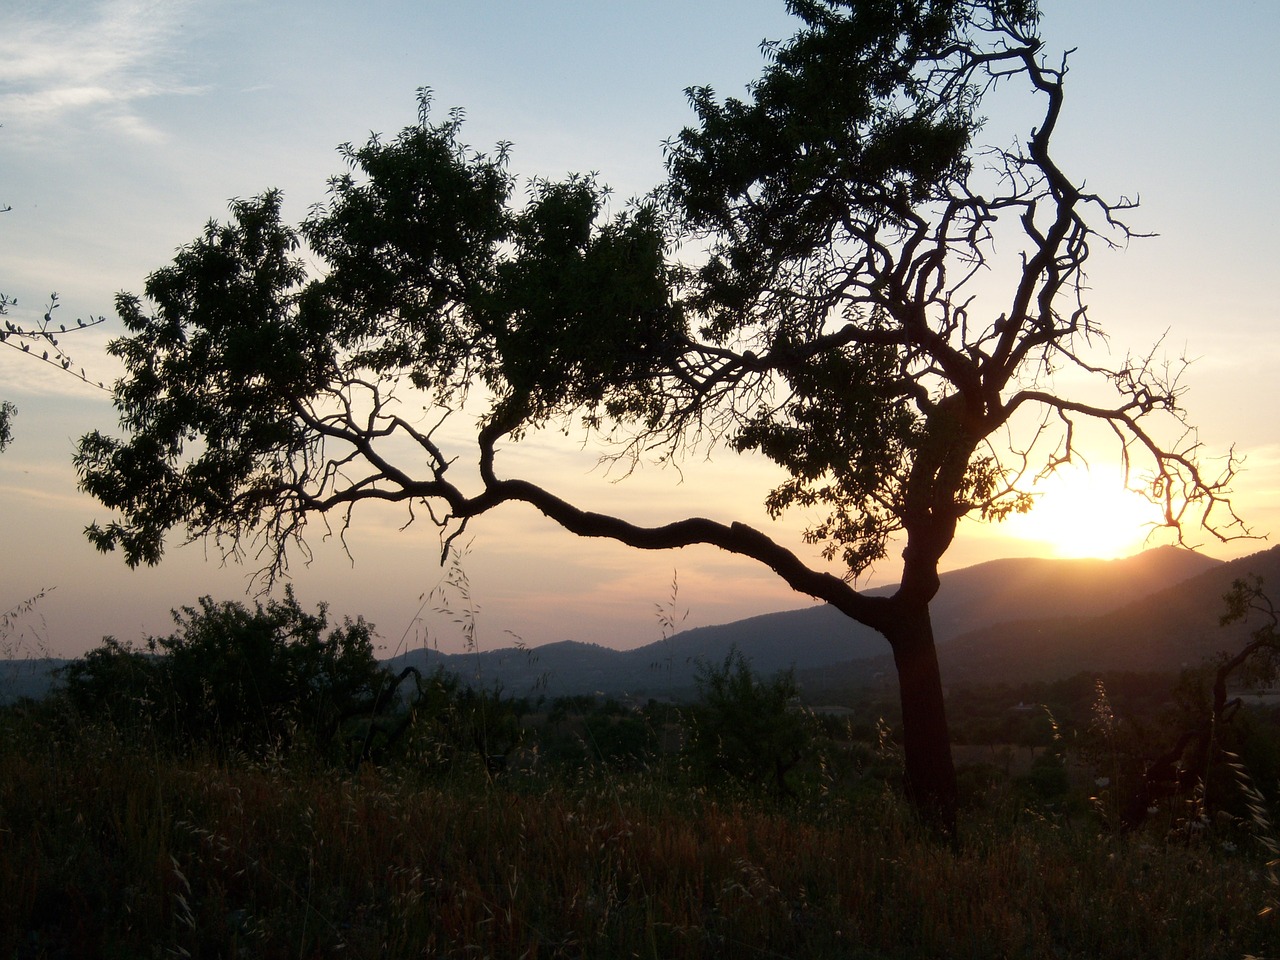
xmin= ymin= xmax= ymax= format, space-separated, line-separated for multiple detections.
xmin=0 ymin=0 xmax=200 ymax=142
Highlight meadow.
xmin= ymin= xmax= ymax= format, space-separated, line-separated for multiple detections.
xmin=2 ymin=589 xmax=1278 ymax=958
xmin=1 ymin=691 xmax=1275 ymax=960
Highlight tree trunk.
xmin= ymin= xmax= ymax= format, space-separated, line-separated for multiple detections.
xmin=885 ymin=601 xmax=958 ymax=835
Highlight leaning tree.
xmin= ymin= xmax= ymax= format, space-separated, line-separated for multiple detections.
xmin=76 ymin=0 xmax=1241 ymax=829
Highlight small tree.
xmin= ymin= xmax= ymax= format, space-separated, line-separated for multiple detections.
xmin=687 ymin=649 xmax=815 ymax=796
xmin=1136 ymin=578 xmax=1280 ymax=827
xmin=58 ymin=636 xmax=158 ymax=727
xmin=75 ymin=2 xmax=1241 ymax=829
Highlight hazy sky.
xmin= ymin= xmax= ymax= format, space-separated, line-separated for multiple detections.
xmin=2 ymin=1 xmax=1278 ymax=659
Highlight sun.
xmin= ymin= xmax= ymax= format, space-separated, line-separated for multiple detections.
xmin=1002 ymin=464 xmax=1166 ymax=559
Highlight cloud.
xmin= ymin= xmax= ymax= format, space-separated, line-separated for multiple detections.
xmin=0 ymin=0 xmax=200 ymax=143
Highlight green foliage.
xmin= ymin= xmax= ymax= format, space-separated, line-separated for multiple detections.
xmin=75 ymin=90 xmax=682 ymax=568
xmin=400 ymin=673 xmax=529 ymax=773
xmin=685 ymin=648 xmax=816 ymax=796
xmin=666 ymin=0 xmax=1042 ymax=574
xmin=736 ymin=340 xmax=920 ymax=572
xmin=0 ymin=399 xmax=13 ymax=451
xmin=1015 ymin=750 xmax=1070 ymax=803
xmin=58 ymin=635 xmax=157 ymax=726
xmin=539 ymin=696 xmax=663 ymax=773
xmin=670 ymin=1 xmax=1001 ymax=319
xmin=59 ymin=588 xmax=395 ymax=759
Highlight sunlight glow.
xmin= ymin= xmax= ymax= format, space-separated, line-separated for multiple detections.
xmin=1003 ymin=464 xmax=1166 ymax=559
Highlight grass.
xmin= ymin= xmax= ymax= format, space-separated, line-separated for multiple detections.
xmin=0 ymin=712 xmax=1275 ymax=960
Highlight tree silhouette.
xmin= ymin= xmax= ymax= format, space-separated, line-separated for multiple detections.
xmin=74 ymin=0 xmax=1242 ymax=830
xmin=60 ymin=588 xmax=395 ymax=758
xmin=1135 ymin=578 xmax=1280 ymax=828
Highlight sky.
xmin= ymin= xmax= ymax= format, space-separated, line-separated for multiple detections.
xmin=2 ymin=0 xmax=1278 ymax=660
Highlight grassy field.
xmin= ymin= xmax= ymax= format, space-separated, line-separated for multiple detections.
xmin=1 ymin=709 xmax=1275 ymax=960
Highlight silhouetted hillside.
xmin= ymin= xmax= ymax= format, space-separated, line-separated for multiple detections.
xmin=7 ymin=547 xmax=1241 ymax=703
xmin=387 ymin=546 xmax=1221 ymax=697
xmin=0 ymin=658 xmax=68 ymax=704
xmin=926 ymin=546 xmax=1217 ymax=640
xmin=941 ymin=545 xmax=1280 ymax=682
xmin=388 ymin=640 xmax=631 ymax=699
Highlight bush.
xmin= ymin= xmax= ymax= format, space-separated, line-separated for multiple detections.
xmin=539 ymin=696 xmax=661 ymax=773
xmin=59 ymin=588 xmax=396 ymax=759
xmin=685 ymin=648 xmax=817 ymax=796
xmin=379 ymin=669 xmax=531 ymax=774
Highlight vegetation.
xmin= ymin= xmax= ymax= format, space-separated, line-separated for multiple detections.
xmin=58 ymin=589 xmax=399 ymax=762
xmin=0 ymin=292 xmax=110 ymax=449
xmin=686 ymin=649 xmax=818 ymax=796
xmin=4 ymin=580 xmax=1280 ymax=956
xmin=2 ymin=681 xmax=1277 ymax=958
xmin=71 ymin=0 xmax=1244 ymax=832
xmin=0 ymin=398 xmax=14 ymax=452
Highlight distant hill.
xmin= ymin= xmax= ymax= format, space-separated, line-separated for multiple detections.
xmin=5 ymin=545 xmax=1259 ymax=703
xmin=940 ymin=544 xmax=1280 ymax=682
xmin=386 ymin=546 xmax=1222 ymax=698
xmin=0 ymin=658 xmax=68 ymax=705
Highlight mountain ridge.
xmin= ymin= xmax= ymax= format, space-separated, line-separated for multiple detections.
xmin=5 ymin=545 xmax=1266 ymax=703
xmin=385 ymin=545 xmax=1226 ymax=697
xmin=939 ymin=543 xmax=1280 ymax=682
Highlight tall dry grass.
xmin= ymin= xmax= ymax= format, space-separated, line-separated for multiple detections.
xmin=0 ymin=711 xmax=1274 ymax=960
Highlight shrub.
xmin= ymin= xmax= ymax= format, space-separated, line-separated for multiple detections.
xmin=59 ymin=588 xmax=396 ymax=759
xmin=685 ymin=648 xmax=817 ymax=796
xmin=539 ymin=696 xmax=661 ymax=773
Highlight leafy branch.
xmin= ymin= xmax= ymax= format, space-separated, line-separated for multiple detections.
xmin=0 ymin=293 xmax=110 ymax=391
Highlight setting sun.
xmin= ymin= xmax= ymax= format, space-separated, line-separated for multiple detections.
xmin=1003 ymin=465 xmax=1166 ymax=559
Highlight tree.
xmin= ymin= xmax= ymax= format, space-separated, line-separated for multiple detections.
xmin=687 ymin=648 xmax=816 ymax=796
xmin=74 ymin=1 xmax=1241 ymax=831
xmin=1135 ymin=578 xmax=1280 ymax=827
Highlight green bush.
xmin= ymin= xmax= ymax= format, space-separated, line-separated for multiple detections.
xmin=381 ymin=669 xmax=531 ymax=774
xmin=685 ymin=648 xmax=817 ymax=796
xmin=539 ymin=696 xmax=661 ymax=773
xmin=59 ymin=588 xmax=396 ymax=759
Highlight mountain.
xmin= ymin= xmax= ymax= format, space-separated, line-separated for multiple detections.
xmin=3 ymin=546 xmax=1255 ymax=703
xmin=0 ymin=658 xmax=69 ymax=705
xmin=940 ymin=544 xmax=1280 ymax=682
xmin=387 ymin=546 xmax=1222 ymax=697
xmin=388 ymin=640 xmax=631 ymax=697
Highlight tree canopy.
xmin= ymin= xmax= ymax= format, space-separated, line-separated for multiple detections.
xmin=74 ymin=0 xmax=1242 ymax=828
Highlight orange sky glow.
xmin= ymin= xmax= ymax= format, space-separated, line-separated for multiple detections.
xmin=1 ymin=1 xmax=1277 ymax=659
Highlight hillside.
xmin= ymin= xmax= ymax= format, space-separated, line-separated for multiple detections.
xmin=0 ymin=658 xmax=68 ymax=704
xmin=386 ymin=546 xmax=1222 ymax=697
xmin=7 ymin=546 xmax=1253 ymax=703
xmin=940 ymin=544 xmax=1280 ymax=682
